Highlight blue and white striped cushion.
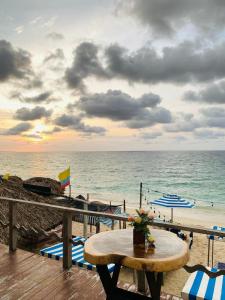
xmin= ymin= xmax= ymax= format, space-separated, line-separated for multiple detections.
xmin=182 ymin=268 xmax=225 ymax=300
xmin=40 ymin=236 xmax=114 ymax=272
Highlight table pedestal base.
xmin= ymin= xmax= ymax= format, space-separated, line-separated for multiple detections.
xmin=97 ymin=264 xmax=163 ymax=300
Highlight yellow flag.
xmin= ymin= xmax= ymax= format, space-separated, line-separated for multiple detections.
xmin=58 ymin=167 xmax=70 ymax=181
xmin=3 ymin=173 xmax=10 ymax=180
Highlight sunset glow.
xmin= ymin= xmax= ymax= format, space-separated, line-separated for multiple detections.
xmin=0 ymin=0 xmax=225 ymax=151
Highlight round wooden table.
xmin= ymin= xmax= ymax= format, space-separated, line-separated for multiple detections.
xmin=84 ymin=229 xmax=189 ymax=300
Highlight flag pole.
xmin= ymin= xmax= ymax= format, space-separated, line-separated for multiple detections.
xmin=69 ymin=184 xmax=71 ymax=199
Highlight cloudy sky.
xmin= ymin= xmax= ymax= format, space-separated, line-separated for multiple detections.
xmin=1 ymin=0 xmax=225 ymax=151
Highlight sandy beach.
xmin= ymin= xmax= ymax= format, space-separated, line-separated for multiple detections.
xmin=71 ymin=205 xmax=225 ymax=297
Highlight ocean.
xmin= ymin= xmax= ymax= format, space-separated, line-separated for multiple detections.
xmin=1 ymin=151 xmax=225 ymax=210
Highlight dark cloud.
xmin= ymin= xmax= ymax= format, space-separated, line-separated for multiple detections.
xmin=22 ymin=127 xmax=61 ymax=139
xmin=105 ymin=42 xmax=225 ymax=85
xmin=42 ymin=126 xmax=61 ymax=134
xmin=184 ymin=81 xmax=225 ymax=104
xmin=194 ymin=129 xmax=225 ymax=139
xmin=200 ymin=107 xmax=225 ymax=128
xmin=23 ymin=77 xmax=43 ymax=89
xmin=22 ymin=127 xmax=62 ymax=139
xmin=201 ymin=107 xmax=225 ymax=118
xmin=65 ymin=42 xmax=109 ymax=91
xmin=139 ymin=132 xmax=162 ymax=139
xmin=175 ymin=136 xmax=188 ymax=142
xmin=1 ymin=122 xmax=32 ymax=135
xmin=75 ymin=89 xmax=171 ymax=129
xmin=43 ymin=48 xmax=65 ymax=63
xmin=165 ymin=108 xmax=225 ymax=133
xmin=12 ymin=91 xmax=55 ymax=103
xmin=118 ymin=0 xmax=225 ymax=38
xmin=126 ymin=107 xmax=171 ymax=129
xmin=55 ymin=115 xmax=80 ymax=127
xmin=14 ymin=106 xmax=52 ymax=121
xmin=46 ymin=32 xmax=64 ymax=40
xmin=78 ymin=90 xmax=160 ymax=120
xmin=165 ymin=113 xmax=200 ymax=132
xmin=0 ymin=40 xmax=31 ymax=82
xmin=23 ymin=91 xmax=52 ymax=103
xmin=54 ymin=114 xmax=106 ymax=135
xmin=66 ymin=41 xmax=225 ymax=89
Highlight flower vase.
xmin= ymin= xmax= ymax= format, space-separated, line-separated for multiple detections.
xmin=133 ymin=229 xmax=146 ymax=248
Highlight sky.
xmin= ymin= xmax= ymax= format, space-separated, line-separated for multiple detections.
xmin=1 ymin=0 xmax=225 ymax=151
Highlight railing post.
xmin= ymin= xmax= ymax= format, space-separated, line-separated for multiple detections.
xmin=139 ymin=182 xmax=143 ymax=209
xmin=9 ymin=201 xmax=17 ymax=251
xmin=62 ymin=212 xmax=72 ymax=270
xmin=111 ymin=219 xmax=114 ymax=230
xmin=123 ymin=199 xmax=126 ymax=229
xmin=96 ymin=204 xmax=100 ymax=233
xmin=119 ymin=220 xmax=122 ymax=229
xmin=96 ymin=221 xmax=100 ymax=233
xmin=83 ymin=194 xmax=88 ymax=238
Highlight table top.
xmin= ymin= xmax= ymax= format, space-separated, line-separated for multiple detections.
xmin=84 ymin=229 xmax=189 ymax=272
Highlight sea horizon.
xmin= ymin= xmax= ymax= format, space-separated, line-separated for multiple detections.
xmin=1 ymin=151 xmax=225 ymax=207
xmin=1 ymin=149 xmax=225 ymax=153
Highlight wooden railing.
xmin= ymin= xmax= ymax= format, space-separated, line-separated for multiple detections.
xmin=1 ymin=196 xmax=225 ymax=270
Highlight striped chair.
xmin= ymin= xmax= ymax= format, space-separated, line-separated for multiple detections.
xmin=182 ymin=268 xmax=225 ymax=300
xmin=40 ymin=236 xmax=114 ymax=272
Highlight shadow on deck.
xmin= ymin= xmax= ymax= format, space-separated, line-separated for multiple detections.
xmin=0 ymin=243 xmax=182 ymax=300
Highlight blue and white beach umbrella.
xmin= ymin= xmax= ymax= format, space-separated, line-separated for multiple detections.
xmin=149 ymin=194 xmax=194 ymax=222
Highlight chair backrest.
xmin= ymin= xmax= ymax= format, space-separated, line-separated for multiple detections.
xmin=182 ymin=267 xmax=225 ymax=300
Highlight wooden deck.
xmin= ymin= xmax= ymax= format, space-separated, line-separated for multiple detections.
xmin=0 ymin=243 xmax=182 ymax=300
xmin=0 ymin=243 xmax=106 ymax=300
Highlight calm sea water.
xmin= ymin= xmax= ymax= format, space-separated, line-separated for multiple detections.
xmin=1 ymin=151 xmax=225 ymax=209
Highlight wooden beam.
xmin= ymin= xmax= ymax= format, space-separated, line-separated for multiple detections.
xmin=62 ymin=212 xmax=72 ymax=269
xmin=0 ymin=197 xmax=129 ymax=221
xmin=9 ymin=201 xmax=17 ymax=251
xmin=1 ymin=196 xmax=225 ymax=238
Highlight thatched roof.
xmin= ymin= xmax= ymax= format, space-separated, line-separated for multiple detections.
xmin=25 ymin=177 xmax=62 ymax=195
xmin=0 ymin=176 xmax=64 ymax=245
xmin=0 ymin=176 xmax=121 ymax=247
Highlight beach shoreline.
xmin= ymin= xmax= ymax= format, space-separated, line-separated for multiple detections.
xmin=90 ymin=195 xmax=225 ymax=228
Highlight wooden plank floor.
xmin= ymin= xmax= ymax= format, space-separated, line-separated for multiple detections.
xmin=0 ymin=243 xmax=182 ymax=300
xmin=0 ymin=243 xmax=106 ymax=300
